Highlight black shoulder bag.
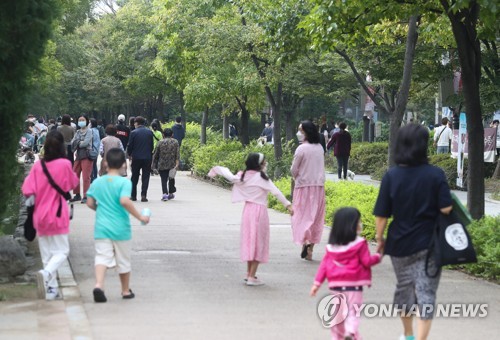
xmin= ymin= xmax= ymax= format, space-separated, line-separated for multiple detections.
xmin=41 ymin=160 xmax=73 ymax=219
xmin=425 ymin=195 xmax=477 ymax=277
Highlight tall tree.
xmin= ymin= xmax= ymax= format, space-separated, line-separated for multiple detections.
xmin=0 ymin=1 xmax=59 ymax=218
xmin=303 ymin=1 xmax=424 ymax=165
xmin=439 ymin=0 xmax=498 ymax=218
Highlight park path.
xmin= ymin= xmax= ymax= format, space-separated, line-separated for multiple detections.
xmin=1 ymin=171 xmax=499 ymax=339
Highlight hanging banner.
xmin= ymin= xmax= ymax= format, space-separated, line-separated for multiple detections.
xmin=451 ymin=127 xmax=497 ymax=163
xmin=456 ymin=113 xmax=466 ymax=188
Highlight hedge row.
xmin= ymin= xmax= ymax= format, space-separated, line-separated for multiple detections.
xmin=462 ymin=216 xmax=499 ymax=280
xmin=268 ymin=178 xmax=379 ymax=241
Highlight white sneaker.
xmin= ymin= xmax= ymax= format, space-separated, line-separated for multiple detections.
xmin=246 ymin=278 xmax=265 ymax=286
xmin=45 ymin=286 xmax=61 ymax=300
xmin=36 ymin=270 xmax=50 ymax=299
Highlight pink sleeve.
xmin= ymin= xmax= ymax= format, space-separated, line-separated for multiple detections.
xmin=359 ymin=240 xmax=381 ymax=268
xmin=21 ymin=164 xmax=37 ymax=197
xmin=290 ymin=148 xmax=303 ymax=179
xmin=67 ymin=163 xmax=79 ymax=190
xmin=313 ymin=253 xmax=328 ymax=287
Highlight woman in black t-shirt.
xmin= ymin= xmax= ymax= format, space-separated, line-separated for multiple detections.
xmin=373 ymin=124 xmax=452 ymax=340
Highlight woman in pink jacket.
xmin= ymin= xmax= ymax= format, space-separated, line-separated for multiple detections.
xmin=291 ymin=120 xmax=326 ymax=260
xmin=22 ymin=131 xmax=79 ymax=300
xmin=208 ymin=153 xmax=293 ymax=286
xmin=310 ymin=207 xmax=381 ymax=340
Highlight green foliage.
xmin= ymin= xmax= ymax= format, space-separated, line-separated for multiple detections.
xmin=0 ymin=0 xmax=59 ymax=219
xmin=268 ymin=178 xmax=379 ymax=240
xmin=180 ymin=121 xmax=223 ymax=169
xmin=0 ymin=165 xmax=24 ymax=236
xmin=463 ymin=216 xmax=500 ymax=280
xmin=349 ymin=142 xmax=388 ymax=175
xmin=428 ymin=155 xmax=498 ymax=190
xmin=191 ymin=137 xmax=294 ymax=181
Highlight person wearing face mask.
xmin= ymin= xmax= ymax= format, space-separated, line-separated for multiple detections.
xmin=70 ymin=115 xmax=94 ymax=203
xmin=291 ymin=120 xmax=326 ymax=261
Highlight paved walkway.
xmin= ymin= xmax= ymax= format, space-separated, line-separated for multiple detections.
xmin=0 ymin=172 xmax=499 ymax=339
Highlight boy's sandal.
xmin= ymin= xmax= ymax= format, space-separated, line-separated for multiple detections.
xmin=93 ymin=288 xmax=107 ymax=303
xmin=122 ymin=289 xmax=135 ymax=299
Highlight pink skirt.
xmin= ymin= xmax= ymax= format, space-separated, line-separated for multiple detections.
xmin=291 ymin=186 xmax=325 ymax=245
xmin=240 ymin=202 xmax=270 ymax=263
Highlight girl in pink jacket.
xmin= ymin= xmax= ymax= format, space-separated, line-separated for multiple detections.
xmin=22 ymin=131 xmax=79 ymax=300
xmin=310 ymin=207 xmax=381 ymax=340
xmin=208 ymin=153 xmax=293 ymax=286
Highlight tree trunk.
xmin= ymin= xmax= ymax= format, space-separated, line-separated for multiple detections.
xmin=282 ymin=94 xmax=300 ymax=142
xmin=271 ymin=83 xmax=283 ymax=177
xmin=235 ymin=95 xmax=250 ymax=146
xmin=336 ymin=16 xmax=419 ymax=168
xmin=362 ymin=116 xmax=370 ymax=142
xmin=201 ymin=106 xmax=208 ymax=144
xmin=388 ymin=15 xmax=419 ymax=166
xmin=240 ymin=107 xmax=250 ymax=146
xmin=223 ymin=114 xmax=229 ymax=140
xmin=179 ymin=91 xmax=186 ymax=130
xmin=388 ymin=107 xmax=403 ymax=166
xmin=284 ymin=110 xmax=294 ymax=142
xmin=443 ymin=0 xmax=484 ymax=219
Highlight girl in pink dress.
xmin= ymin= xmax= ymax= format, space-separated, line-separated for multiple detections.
xmin=310 ymin=207 xmax=381 ymax=340
xmin=208 ymin=153 xmax=293 ymax=286
xmin=291 ymin=120 xmax=326 ymax=260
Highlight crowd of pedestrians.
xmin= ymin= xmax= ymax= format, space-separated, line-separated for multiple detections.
xmin=20 ymin=114 xmax=185 ymax=304
xmin=19 ymin=114 xmax=484 ymax=340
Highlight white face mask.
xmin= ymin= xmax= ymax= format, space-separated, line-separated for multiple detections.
xmin=296 ymin=131 xmax=305 ymax=142
xmin=78 ymin=121 xmax=87 ymax=128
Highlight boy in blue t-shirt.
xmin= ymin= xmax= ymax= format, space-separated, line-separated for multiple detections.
xmin=86 ymin=148 xmax=150 ymax=303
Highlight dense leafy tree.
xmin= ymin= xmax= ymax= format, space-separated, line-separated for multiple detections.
xmin=0 ymin=1 xmax=60 ymax=218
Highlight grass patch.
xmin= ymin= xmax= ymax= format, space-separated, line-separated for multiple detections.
xmin=0 ymin=283 xmax=37 ymax=301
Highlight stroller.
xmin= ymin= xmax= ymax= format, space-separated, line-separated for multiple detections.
xmin=18 ymin=133 xmax=35 ymax=164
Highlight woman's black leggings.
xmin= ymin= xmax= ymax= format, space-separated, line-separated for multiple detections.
xmin=336 ymin=155 xmax=349 ymax=179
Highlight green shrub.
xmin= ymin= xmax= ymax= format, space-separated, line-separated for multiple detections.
xmin=428 ymin=154 xmax=458 ymax=188
xmin=349 ymin=142 xmax=388 ymax=175
xmin=192 ymin=140 xmax=246 ymax=178
xmin=268 ymin=178 xmax=379 ymax=240
xmin=192 ymin=138 xmax=295 ymax=182
xmin=428 ymin=155 xmax=498 ymax=190
xmin=173 ymin=122 xmax=223 ymax=169
xmin=462 ymin=216 xmax=500 ymax=280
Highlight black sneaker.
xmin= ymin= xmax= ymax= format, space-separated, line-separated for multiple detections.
xmin=70 ymin=194 xmax=81 ymax=202
xmin=131 ymin=197 xmax=137 ymax=201
xmin=141 ymin=196 xmax=148 ymax=202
